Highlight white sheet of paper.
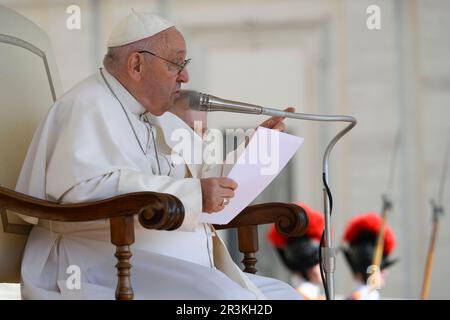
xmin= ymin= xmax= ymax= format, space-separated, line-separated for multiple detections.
xmin=199 ymin=127 xmax=304 ymax=224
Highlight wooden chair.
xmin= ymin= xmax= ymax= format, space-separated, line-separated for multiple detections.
xmin=0 ymin=5 xmax=308 ymax=300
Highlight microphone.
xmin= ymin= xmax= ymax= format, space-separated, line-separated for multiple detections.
xmin=186 ymin=89 xmax=357 ymax=300
xmin=186 ymin=90 xmax=356 ymax=122
xmin=187 ymin=90 xmax=263 ymax=114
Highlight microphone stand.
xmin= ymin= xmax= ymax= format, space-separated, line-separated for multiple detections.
xmin=260 ymin=108 xmax=356 ymax=300
xmin=194 ymin=93 xmax=357 ymax=299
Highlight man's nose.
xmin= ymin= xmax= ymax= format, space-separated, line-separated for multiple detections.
xmin=178 ymin=68 xmax=189 ymax=83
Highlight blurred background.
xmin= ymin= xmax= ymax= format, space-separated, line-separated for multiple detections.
xmin=1 ymin=0 xmax=449 ymax=299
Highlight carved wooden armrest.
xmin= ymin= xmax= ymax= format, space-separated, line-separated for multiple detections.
xmin=0 ymin=186 xmax=184 ymax=227
xmin=214 ymin=202 xmax=308 ymax=235
xmin=214 ymin=203 xmax=308 ymax=274
xmin=0 ymin=185 xmax=185 ymax=300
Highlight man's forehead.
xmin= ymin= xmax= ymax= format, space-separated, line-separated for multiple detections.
xmin=164 ymin=46 xmax=186 ymax=59
xmin=165 ymin=28 xmax=187 ymax=54
xmin=174 ymin=48 xmax=186 ymax=55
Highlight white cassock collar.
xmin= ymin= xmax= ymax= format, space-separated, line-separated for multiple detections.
xmin=98 ymin=68 xmax=203 ymax=178
xmin=147 ymin=112 xmax=203 ymax=178
xmin=99 ymin=68 xmax=147 ymax=116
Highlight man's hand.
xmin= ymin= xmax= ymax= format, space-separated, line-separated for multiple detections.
xmin=258 ymin=107 xmax=295 ymax=132
xmin=200 ymin=177 xmax=238 ymax=213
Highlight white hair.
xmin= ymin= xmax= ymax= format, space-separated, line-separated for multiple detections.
xmin=103 ymin=31 xmax=169 ymax=73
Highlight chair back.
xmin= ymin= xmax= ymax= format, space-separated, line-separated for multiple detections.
xmin=0 ymin=4 xmax=62 ymax=282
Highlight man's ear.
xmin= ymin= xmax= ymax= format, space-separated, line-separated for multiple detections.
xmin=127 ymin=52 xmax=143 ymax=81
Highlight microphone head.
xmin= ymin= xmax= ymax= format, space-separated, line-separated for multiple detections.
xmin=187 ymin=90 xmax=207 ymax=111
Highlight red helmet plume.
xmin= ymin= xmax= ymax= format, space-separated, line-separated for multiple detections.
xmin=343 ymin=212 xmax=396 ymax=255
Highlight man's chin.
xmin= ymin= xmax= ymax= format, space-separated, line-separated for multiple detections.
xmin=153 ymin=110 xmax=167 ymax=116
xmin=155 ymin=105 xmax=173 ymax=116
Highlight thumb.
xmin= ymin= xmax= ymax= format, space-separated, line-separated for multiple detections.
xmin=283 ymin=107 xmax=295 ymax=113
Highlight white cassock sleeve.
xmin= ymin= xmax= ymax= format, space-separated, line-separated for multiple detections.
xmin=59 ymin=169 xmax=202 ymax=232
xmin=31 ymin=80 xmax=206 ymax=232
xmin=200 ymin=137 xmax=246 ymax=178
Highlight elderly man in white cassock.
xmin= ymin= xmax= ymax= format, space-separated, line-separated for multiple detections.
xmin=16 ymin=11 xmax=298 ymax=299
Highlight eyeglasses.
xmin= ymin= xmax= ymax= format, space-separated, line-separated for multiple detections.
xmin=138 ymin=50 xmax=191 ymax=75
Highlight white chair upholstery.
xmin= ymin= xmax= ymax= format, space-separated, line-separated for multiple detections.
xmin=0 ymin=283 xmax=21 ymax=300
xmin=0 ymin=4 xmax=62 ymax=284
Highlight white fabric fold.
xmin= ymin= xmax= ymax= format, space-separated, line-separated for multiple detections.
xmin=16 ymin=69 xmax=298 ymax=300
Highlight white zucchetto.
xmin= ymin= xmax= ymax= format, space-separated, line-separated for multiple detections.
xmin=107 ymin=11 xmax=174 ymax=47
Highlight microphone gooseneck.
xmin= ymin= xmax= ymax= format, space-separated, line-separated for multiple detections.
xmin=188 ymin=91 xmax=262 ymax=114
xmin=187 ymin=90 xmax=357 ymax=300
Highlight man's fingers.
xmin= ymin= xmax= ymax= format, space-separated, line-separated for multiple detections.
xmin=260 ymin=119 xmax=273 ymax=128
xmin=260 ymin=107 xmax=295 ymax=129
xmin=219 ymin=178 xmax=238 ymax=190
xmin=271 ymin=107 xmax=295 ymax=122
xmin=200 ymin=177 xmax=239 ymax=213
xmin=272 ymin=122 xmax=286 ymax=132
xmin=284 ymin=107 xmax=295 ymax=113
xmin=261 ymin=118 xmax=280 ymax=129
xmin=220 ymin=188 xmax=235 ymax=199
